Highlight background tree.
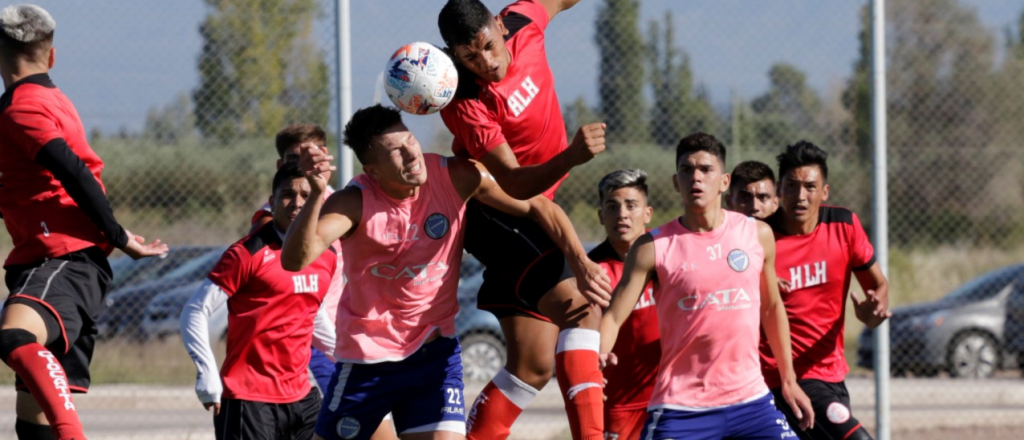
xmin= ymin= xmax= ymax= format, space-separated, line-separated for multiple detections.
xmin=595 ymin=0 xmax=648 ymax=145
xmin=748 ymin=63 xmax=823 ymax=149
xmin=193 ymin=0 xmax=328 ymax=142
xmin=646 ymin=11 xmax=718 ymax=148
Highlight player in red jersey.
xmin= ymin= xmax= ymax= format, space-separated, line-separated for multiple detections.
xmin=588 ymin=169 xmax=658 ymax=440
xmin=280 ymin=104 xmax=601 ymax=440
xmin=0 ymin=6 xmax=167 ymax=440
xmin=181 ymin=162 xmax=339 ymax=440
xmin=727 ymin=161 xmax=778 ymax=220
xmin=438 ymin=2 xmax=610 ymax=439
xmin=759 ymin=141 xmax=890 ymax=440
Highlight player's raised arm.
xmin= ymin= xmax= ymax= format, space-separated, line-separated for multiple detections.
xmin=537 ymin=0 xmax=584 ymax=21
xmin=599 ymin=233 xmax=654 ymax=354
xmin=281 ymin=144 xmax=359 ymax=271
xmin=451 ymin=158 xmax=612 ymax=305
xmin=756 ymin=220 xmax=814 ymax=430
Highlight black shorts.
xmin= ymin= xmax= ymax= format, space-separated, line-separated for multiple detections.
xmin=464 ymin=200 xmax=574 ymax=321
xmin=4 ymin=247 xmax=112 ymax=392
xmin=215 ymin=388 xmax=321 ymax=440
xmin=771 ymin=379 xmax=867 ymax=440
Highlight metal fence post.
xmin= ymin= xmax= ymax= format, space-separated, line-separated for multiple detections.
xmin=870 ymin=0 xmax=891 ymax=439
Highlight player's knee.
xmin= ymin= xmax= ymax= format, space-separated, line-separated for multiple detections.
xmin=845 ymin=427 xmax=874 ymax=440
xmin=0 ymin=329 xmax=38 ymax=363
xmin=507 ymin=364 xmax=552 ymax=388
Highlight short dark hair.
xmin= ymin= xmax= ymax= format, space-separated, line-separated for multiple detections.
xmin=675 ymin=132 xmax=726 ymax=168
xmin=777 ymin=141 xmax=829 ymax=182
xmin=343 ymin=105 xmax=404 ymax=165
xmin=597 ymin=169 xmax=648 ymax=204
xmin=271 ymin=161 xmax=305 ymax=195
xmin=275 ymin=123 xmax=326 ymax=159
xmin=438 ymin=0 xmax=494 ymax=48
xmin=729 ymin=161 xmax=776 ymax=194
xmin=0 ymin=5 xmax=55 ymax=64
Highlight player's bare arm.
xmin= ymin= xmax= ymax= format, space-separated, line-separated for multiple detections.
xmin=852 ymin=262 xmax=892 ymax=328
xmin=599 ymin=233 xmax=655 ymax=366
xmin=281 ymin=145 xmax=360 ymax=271
xmin=537 ymin=0 xmax=584 ymax=21
xmin=450 ymin=158 xmax=612 ymax=305
xmin=756 ymin=220 xmax=815 ymax=431
xmin=479 ymin=122 xmax=606 ymax=200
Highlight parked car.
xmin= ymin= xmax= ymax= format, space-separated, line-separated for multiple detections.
xmin=97 ymin=246 xmax=227 ymax=340
xmin=137 ymin=252 xmax=506 ymax=382
xmin=141 ymin=280 xmax=228 ymax=341
xmin=106 ymin=245 xmax=219 ymax=293
xmin=857 ymin=263 xmax=1024 ymax=378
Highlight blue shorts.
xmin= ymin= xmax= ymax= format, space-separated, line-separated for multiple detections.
xmin=314 ymin=337 xmax=466 ymax=440
xmin=640 ymin=392 xmax=798 ymax=440
xmin=308 ymin=346 xmax=336 ymax=394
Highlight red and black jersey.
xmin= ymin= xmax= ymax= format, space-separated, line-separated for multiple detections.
xmin=440 ymin=0 xmax=568 ymax=200
xmin=589 ymin=240 xmax=660 ymax=412
xmin=759 ymin=205 xmax=875 ymax=388
xmin=208 ymin=223 xmax=338 ymax=403
xmin=0 ymin=74 xmax=126 ymax=266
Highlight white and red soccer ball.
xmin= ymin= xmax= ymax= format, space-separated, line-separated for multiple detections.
xmin=384 ymin=42 xmax=458 ymax=115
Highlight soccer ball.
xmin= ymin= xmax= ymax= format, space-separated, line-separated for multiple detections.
xmin=384 ymin=42 xmax=458 ymax=115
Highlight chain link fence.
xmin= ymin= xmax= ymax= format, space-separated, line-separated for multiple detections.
xmin=2 ymin=0 xmax=1024 ymax=439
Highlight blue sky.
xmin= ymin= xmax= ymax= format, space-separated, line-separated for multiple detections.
xmin=18 ymin=0 xmax=1024 ymax=141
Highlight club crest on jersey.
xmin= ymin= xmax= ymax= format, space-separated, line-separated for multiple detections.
xmin=727 ymin=249 xmax=749 ymax=272
xmin=425 ymin=213 xmax=450 ymax=239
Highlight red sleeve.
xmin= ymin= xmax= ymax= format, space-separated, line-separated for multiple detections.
xmin=206 ymin=245 xmax=251 ymax=296
xmin=849 ymin=213 xmax=876 ymax=271
xmin=503 ymin=0 xmax=550 ymax=31
xmin=2 ymin=103 xmax=62 ymax=159
xmin=440 ymin=98 xmax=507 ymax=160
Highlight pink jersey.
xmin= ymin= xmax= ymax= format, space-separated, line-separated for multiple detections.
xmin=336 ymin=154 xmax=467 ymax=362
xmin=649 ymin=211 xmax=768 ymax=409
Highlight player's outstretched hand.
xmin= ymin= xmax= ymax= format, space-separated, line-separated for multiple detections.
xmin=566 ymin=122 xmax=606 ymax=166
xmin=121 ymin=230 xmax=168 ymax=260
xmin=599 ymin=352 xmax=618 ymax=370
xmin=782 ymin=381 xmax=815 ymax=431
xmin=576 ymin=259 xmax=612 ymax=307
xmin=297 ymin=142 xmax=335 ymax=193
xmin=203 ymin=401 xmax=221 ymax=416
xmin=851 ymin=289 xmax=891 ymax=328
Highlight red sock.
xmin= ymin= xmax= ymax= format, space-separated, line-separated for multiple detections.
xmin=555 ymin=329 xmax=604 ymax=440
xmin=6 ymin=343 xmax=85 ymax=440
xmin=467 ymin=369 xmax=539 ymax=440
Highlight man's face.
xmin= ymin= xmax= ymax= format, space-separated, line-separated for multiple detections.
xmin=598 ymin=187 xmax=652 ymax=247
xmin=779 ymin=165 xmax=829 ymax=225
xmin=728 ymin=178 xmax=778 ymax=220
xmin=271 ymin=177 xmax=312 ymax=232
xmin=673 ymin=151 xmax=729 ymax=211
xmin=364 ymin=123 xmax=427 ymax=188
xmin=451 ymin=17 xmax=511 ymax=83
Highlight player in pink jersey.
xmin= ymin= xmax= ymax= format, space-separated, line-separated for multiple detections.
xmin=759 ymin=142 xmax=890 ymax=440
xmin=600 ymin=133 xmax=814 ymax=440
xmin=589 ymin=169 xmax=658 ymax=440
xmin=280 ymin=104 xmax=603 ymax=440
xmin=250 ymin=124 xmax=399 ymax=440
xmin=181 ymin=162 xmax=339 ymax=440
xmin=438 ymin=2 xmax=610 ymax=439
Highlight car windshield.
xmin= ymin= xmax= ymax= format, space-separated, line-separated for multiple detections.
xmin=944 ymin=265 xmax=1024 ymax=303
xmin=159 ymin=248 xmax=226 ymax=282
